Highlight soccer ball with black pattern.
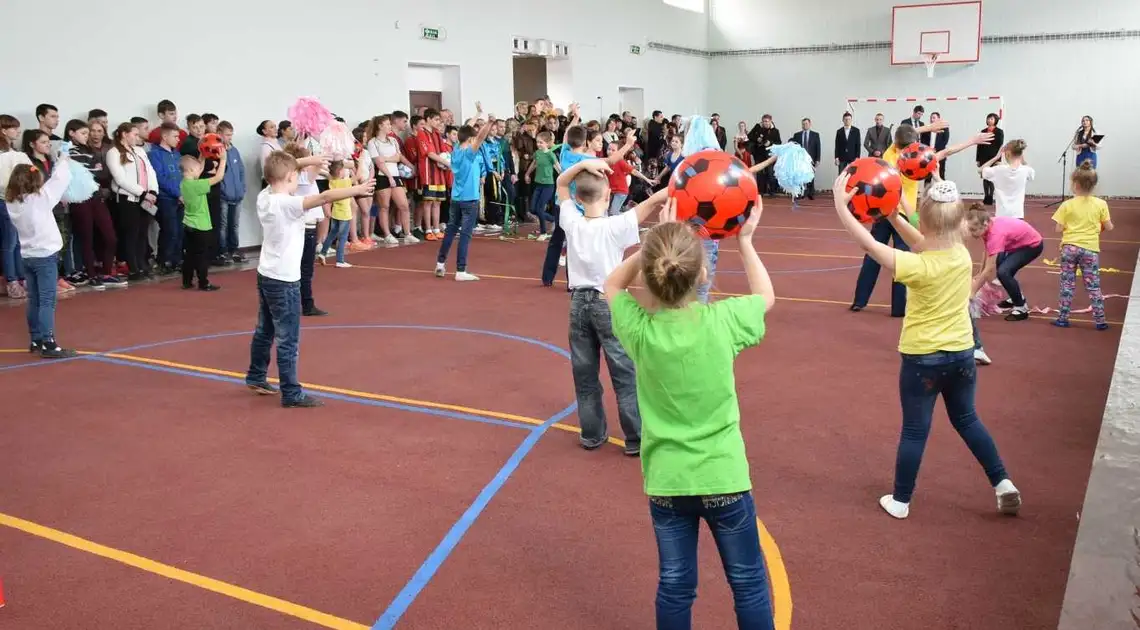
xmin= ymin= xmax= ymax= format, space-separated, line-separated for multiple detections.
xmin=667 ymin=150 xmax=758 ymax=240
xmin=843 ymin=157 xmax=902 ymax=224
xmin=897 ymin=142 xmax=938 ymax=180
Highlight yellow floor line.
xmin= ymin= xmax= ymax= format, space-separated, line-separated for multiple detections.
xmin=0 ymin=512 xmax=368 ymax=630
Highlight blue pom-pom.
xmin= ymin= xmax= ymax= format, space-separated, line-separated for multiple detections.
xmin=769 ymin=143 xmax=816 ymax=197
xmin=682 ymin=116 xmax=723 ymax=157
xmin=63 ymin=156 xmax=99 ymax=203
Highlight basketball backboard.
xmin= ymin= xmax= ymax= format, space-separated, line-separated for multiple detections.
xmin=891 ymin=1 xmax=982 ymax=66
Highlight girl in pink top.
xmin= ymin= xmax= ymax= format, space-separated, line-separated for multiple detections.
xmin=966 ymin=204 xmax=1044 ymax=321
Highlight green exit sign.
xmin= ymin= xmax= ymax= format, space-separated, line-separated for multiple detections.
xmin=421 ymin=27 xmax=441 ymax=41
xmin=630 ymin=44 xmax=642 ymax=55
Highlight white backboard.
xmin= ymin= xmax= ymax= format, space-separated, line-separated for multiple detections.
xmin=891 ymin=1 xmax=982 ymax=65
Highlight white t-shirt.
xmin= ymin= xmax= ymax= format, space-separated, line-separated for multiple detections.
xmin=559 ymin=199 xmax=640 ymax=291
xmin=257 ymin=188 xmax=325 ymax=282
xmin=982 ymin=163 xmax=1036 ymax=219
xmin=367 ymin=137 xmax=400 ymax=177
xmin=296 ymin=171 xmax=322 ymax=227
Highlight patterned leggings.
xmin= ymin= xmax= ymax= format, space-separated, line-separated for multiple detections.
xmin=1057 ymin=244 xmax=1105 ymax=325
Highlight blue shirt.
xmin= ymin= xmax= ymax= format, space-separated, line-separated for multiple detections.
xmin=558 ymin=149 xmax=591 ymax=203
xmin=451 ymin=145 xmax=482 ymax=202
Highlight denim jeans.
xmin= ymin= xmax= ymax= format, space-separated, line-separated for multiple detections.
xmin=895 ymin=349 xmax=1009 ymax=503
xmin=220 ymin=201 xmax=241 ymax=255
xmin=436 ymin=200 xmax=479 ymax=272
xmin=697 ymin=240 xmax=720 ymax=304
xmin=530 ymin=184 xmax=555 ymax=234
xmin=246 ymin=273 xmax=304 ymax=404
xmin=23 ymin=254 xmax=59 ymax=343
xmin=650 ymin=492 xmax=775 ymax=630
xmin=0 ymin=200 xmax=23 ymax=281
xmin=542 ymin=212 xmax=567 ymax=286
xmin=301 ymin=227 xmax=317 ymax=311
xmin=156 ymin=196 xmax=184 ymax=267
xmin=995 ymin=243 xmax=1044 ymax=306
xmin=322 ymin=218 xmax=350 ymax=264
xmin=608 ymin=192 xmax=629 ymax=216
xmin=971 ymin=316 xmax=983 ymax=350
xmin=853 ymin=219 xmax=909 ymax=315
xmin=569 ymin=289 xmax=640 ymax=447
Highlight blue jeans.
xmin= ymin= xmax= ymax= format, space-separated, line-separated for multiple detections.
xmin=697 ymin=240 xmax=719 ymax=304
xmin=569 ymin=289 xmax=640 ymax=447
xmin=156 ymin=196 xmax=184 ymax=267
xmin=246 ymin=273 xmax=304 ymax=404
xmin=608 ymin=192 xmax=629 ymax=216
xmin=650 ymin=492 xmax=775 ymax=630
xmin=220 ymin=201 xmax=241 ymax=254
xmin=530 ymin=184 xmax=555 ymax=233
xmin=542 ymin=212 xmax=567 ymax=286
xmin=853 ymin=219 xmax=909 ymax=316
xmin=321 ymin=218 xmax=350 ymax=264
xmin=895 ymin=349 xmax=1009 ymax=503
xmin=971 ymin=316 xmax=983 ymax=350
xmin=23 ymin=254 xmax=59 ymax=343
xmin=436 ymin=200 xmax=479 ymax=272
xmin=995 ymin=243 xmax=1044 ymax=306
xmin=0 ymin=200 xmax=23 ymax=281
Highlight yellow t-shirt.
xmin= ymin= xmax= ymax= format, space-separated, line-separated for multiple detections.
xmin=893 ymin=245 xmax=974 ymax=355
xmin=883 ymin=145 xmax=920 ymax=226
xmin=1052 ymin=195 xmax=1110 ymax=252
xmin=328 ymin=177 xmax=353 ymax=221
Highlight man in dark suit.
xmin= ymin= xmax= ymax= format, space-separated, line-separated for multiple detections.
xmin=748 ymin=114 xmax=781 ymax=196
xmin=790 ymin=118 xmax=821 ymax=199
xmin=900 ymin=105 xmax=924 ymax=129
xmin=710 ymin=113 xmax=727 ymax=150
xmin=927 ymin=111 xmax=950 ymax=181
xmin=864 ymin=113 xmax=891 ymax=158
xmin=834 ymin=112 xmax=861 ymax=173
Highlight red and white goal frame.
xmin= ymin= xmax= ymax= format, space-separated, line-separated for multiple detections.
xmin=845 ymin=95 xmax=1004 ymax=124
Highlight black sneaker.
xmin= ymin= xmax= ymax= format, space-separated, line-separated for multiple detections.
xmin=247 ymin=381 xmax=279 ymax=395
xmin=623 ymin=442 xmax=641 ymax=457
xmin=283 ymin=395 xmax=323 ymax=408
xmin=182 ymin=283 xmax=194 ymax=290
xmin=39 ymin=340 xmax=78 ymax=359
xmin=102 ymin=275 xmax=128 ymax=288
xmin=89 ymin=276 xmax=105 ymax=291
xmin=1004 ymin=309 xmax=1029 ymax=321
xmin=29 ymin=341 xmax=42 ymax=353
xmin=128 ymin=272 xmax=144 ymax=281
xmin=231 ymin=252 xmax=246 ymax=263
xmin=997 ymin=299 xmax=1014 ymax=310
xmin=199 ymin=284 xmax=221 ymax=292
xmin=66 ymin=272 xmax=89 ymax=286
xmin=302 ymin=307 xmax=329 ymax=317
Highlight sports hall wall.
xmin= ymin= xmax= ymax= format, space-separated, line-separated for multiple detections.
xmin=0 ymin=0 xmax=708 ymax=248
xmin=705 ymin=0 xmax=1140 ymax=197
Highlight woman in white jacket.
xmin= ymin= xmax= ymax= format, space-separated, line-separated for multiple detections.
xmin=106 ymin=122 xmax=158 ymax=279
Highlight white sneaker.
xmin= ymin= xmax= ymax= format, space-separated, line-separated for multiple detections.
xmin=403 ymin=234 xmax=419 ymax=245
xmin=383 ymin=234 xmax=399 ymax=246
xmin=474 ymin=225 xmax=486 ymax=234
xmin=974 ymin=348 xmax=993 ymax=365
xmin=536 ymin=233 xmax=550 ymax=242
xmin=317 ymin=252 xmax=327 ymax=265
xmin=879 ymin=495 xmax=910 ymax=519
xmin=558 ymin=255 xmax=566 ymax=267
xmin=335 ymin=261 xmax=353 ymax=268
xmin=434 ymin=263 xmax=446 ymax=278
xmin=455 ymin=271 xmax=479 ymax=282
xmin=994 ymin=479 xmax=1021 ymax=515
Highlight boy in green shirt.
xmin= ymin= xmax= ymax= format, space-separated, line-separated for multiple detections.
xmin=524 ymin=130 xmax=561 ymax=240
xmin=179 ymin=155 xmax=226 ymax=291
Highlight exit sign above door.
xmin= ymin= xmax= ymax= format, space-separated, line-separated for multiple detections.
xmin=629 ymin=45 xmax=642 ymax=55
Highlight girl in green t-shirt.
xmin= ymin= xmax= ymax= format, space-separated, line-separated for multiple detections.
xmin=604 ymin=198 xmax=777 ymax=630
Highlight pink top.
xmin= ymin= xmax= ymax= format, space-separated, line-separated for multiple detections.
xmin=983 ymin=216 xmax=1043 ymax=257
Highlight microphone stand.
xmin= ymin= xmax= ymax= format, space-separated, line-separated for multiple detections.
xmin=1044 ymin=133 xmax=1075 ymax=208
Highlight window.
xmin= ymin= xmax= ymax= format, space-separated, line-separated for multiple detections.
xmin=663 ymin=0 xmax=705 ymax=13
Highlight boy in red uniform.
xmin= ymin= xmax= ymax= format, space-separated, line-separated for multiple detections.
xmin=415 ymin=109 xmax=449 ymax=241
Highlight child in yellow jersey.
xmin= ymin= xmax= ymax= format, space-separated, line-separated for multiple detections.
xmin=833 ymin=173 xmax=1020 ymax=521
xmin=318 ymin=160 xmax=357 ymax=268
xmin=1052 ymin=162 xmax=1114 ymax=329
xmin=851 ymin=120 xmax=991 ymax=315
xmin=605 ymin=197 xmax=777 ymax=629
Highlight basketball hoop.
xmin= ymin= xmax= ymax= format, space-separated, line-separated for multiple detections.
xmin=923 ymin=53 xmax=939 ymax=78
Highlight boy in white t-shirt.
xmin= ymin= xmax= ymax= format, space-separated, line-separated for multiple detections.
xmin=980 ymin=139 xmax=1034 ymax=219
xmin=557 ymin=158 xmax=669 ymax=455
xmin=245 ymin=150 xmax=373 ymax=408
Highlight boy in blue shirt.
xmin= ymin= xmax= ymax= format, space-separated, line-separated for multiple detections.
xmin=148 ymin=122 xmax=184 ymax=274
xmin=542 ymin=106 xmax=590 ymax=287
xmin=434 ymin=114 xmax=496 ymax=282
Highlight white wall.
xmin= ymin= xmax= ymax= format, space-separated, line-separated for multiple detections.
xmin=707 ymin=0 xmax=1140 ymax=196
xmin=0 ymin=0 xmax=708 ymax=247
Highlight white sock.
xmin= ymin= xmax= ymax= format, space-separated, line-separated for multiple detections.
xmin=879 ymin=495 xmax=910 ymax=519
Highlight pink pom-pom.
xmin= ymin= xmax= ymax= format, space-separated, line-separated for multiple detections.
xmin=319 ymin=121 xmax=354 ymax=160
xmin=970 ymin=282 xmax=1008 ymax=318
xmin=288 ymin=97 xmax=332 ymax=137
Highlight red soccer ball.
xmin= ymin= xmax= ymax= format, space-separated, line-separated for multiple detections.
xmin=844 ymin=157 xmax=902 ymax=224
xmin=897 ymin=142 xmax=938 ymax=180
xmin=199 ymin=133 xmax=225 ymax=161
xmin=667 ymin=150 xmax=758 ymax=240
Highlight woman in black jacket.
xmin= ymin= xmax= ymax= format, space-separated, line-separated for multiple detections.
xmin=975 ymin=113 xmax=1004 ymax=205
xmin=64 ymin=119 xmax=121 ymax=289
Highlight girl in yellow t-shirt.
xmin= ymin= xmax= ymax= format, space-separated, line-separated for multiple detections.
xmin=1051 ymin=162 xmax=1114 ymax=329
xmin=833 ymin=173 xmax=1021 ymax=521
xmin=318 ymin=160 xmax=355 ymax=268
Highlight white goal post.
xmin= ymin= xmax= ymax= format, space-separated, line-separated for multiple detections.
xmin=845 ymin=95 xmax=1005 ymax=125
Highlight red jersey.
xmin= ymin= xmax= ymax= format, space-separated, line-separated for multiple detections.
xmin=148 ymin=126 xmax=187 ymax=148
xmin=415 ymin=129 xmax=448 ymax=191
xmin=607 ymin=159 xmax=634 ymax=194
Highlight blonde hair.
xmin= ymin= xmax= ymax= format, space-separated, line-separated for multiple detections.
xmin=917 ymin=194 xmax=966 ymax=240
xmin=1071 ymin=161 xmax=1098 ymax=194
xmin=640 ymin=222 xmax=706 ymax=307
xmin=1006 ymin=139 xmax=1026 ymax=158
xmin=179 ymin=155 xmax=201 ymax=175
xmin=264 ymin=150 xmax=300 ymax=184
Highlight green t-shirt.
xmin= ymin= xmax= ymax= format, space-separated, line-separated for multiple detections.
xmin=181 ymin=178 xmax=212 ymax=231
xmin=533 ymin=148 xmax=557 ymax=185
xmin=610 ymin=292 xmax=766 ymax=497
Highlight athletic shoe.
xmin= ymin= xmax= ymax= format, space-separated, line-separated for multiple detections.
xmin=434 ymin=263 xmax=446 ymax=278
xmin=39 ymin=339 xmax=78 ymax=359
xmin=102 ymin=275 xmax=127 ymax=288
xmin=302 ymin=307 xmax=329 ymax=317
xmin=6 ymin=281 xmax=26 ymax=299
xmin=994 ymin=479 xmax=1021 ymax=515
xmin=455 ymin=271 xmax=479 ymax=282
xmin=89 ymin=276 xmax=106 ymax=291
xmin=1004 ymin=308 xmax=1029 ymax=321
xmin=247 ymin=381 xmax=279 ymax=396
xmin=558 ymin=255 xmax=566 ymax=267
xmin=383 ymin=234 xmax=399 ymax=246
xmin=403 ymin=234 xmax=420 ymax=245
xmin=878 ymin=495 xmax=910 ymax=519
xmin=335 ymin=262 xmax=353 ymax=268
xmin=231 ymin=252 xmax=246 ymax=263
xmin=199 ymin=284 xmax=221 ymax=292
xmin=974 ymin=348 xmax=993 ymax=365
xmin=283 ymin=395 xmax=324 ymax=408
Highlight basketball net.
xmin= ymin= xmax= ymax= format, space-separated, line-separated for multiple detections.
xmin=923 ymin=53 xmax=939 ymax=78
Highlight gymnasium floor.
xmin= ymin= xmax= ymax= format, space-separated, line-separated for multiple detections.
xmin=0 ymin=195 xmax=1136 ymax=630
